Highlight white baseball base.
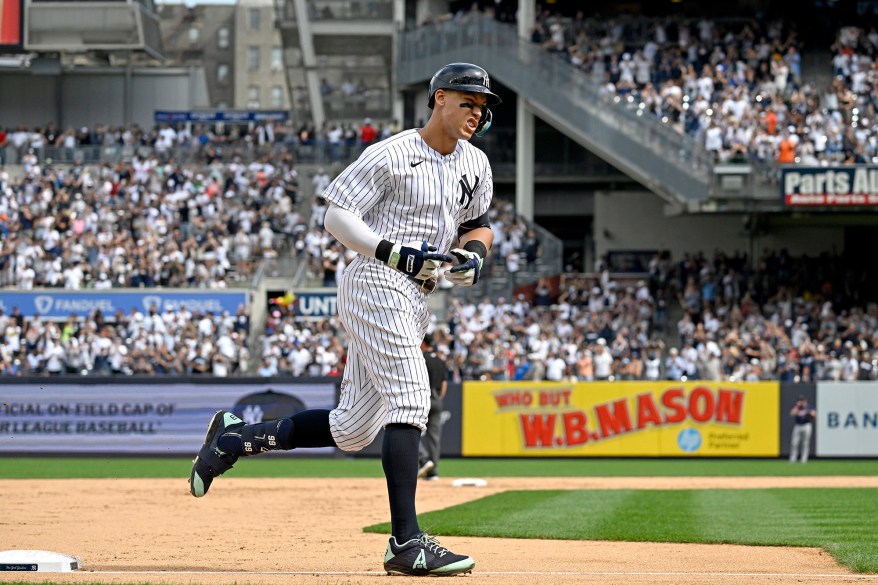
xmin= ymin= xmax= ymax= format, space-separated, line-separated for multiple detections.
xmin=451 ymin=478 xmax=488 ymax=487
xmin=0 ymin=550 xmax=82 ymax=572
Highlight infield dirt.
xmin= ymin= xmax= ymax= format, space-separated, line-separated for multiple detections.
xmin=2 ymin=476 xmax=877 ymax=585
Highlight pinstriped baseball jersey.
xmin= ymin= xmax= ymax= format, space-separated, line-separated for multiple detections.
xmin=323 ymin=128 xmax=494 ymax=451
xmin=322 ymin=128 xmax=492 ymax=255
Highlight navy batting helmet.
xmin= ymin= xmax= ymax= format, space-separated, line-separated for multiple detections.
xmin=427 ymin=62 xmax=501 ymax=136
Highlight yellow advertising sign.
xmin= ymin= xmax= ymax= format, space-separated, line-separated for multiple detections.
xmin=462 ymin=381 xmax=779 ymax=457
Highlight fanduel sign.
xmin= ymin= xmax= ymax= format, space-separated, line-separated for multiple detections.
xmin=782 ymin=167 xmax=878 ymax=206
xmin=0 ymin=291 xmax=247 ymax=319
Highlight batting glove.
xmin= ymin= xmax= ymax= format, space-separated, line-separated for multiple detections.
xmin=446 ymin=248 xmax=483 ymax=286
xmin=386 ymin=241 xmax=453 ymax=280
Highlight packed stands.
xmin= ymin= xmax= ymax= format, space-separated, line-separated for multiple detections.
xmin=528 ymin=14 xmax=878 ymax=166
xmin=0 ymin=304 xmax=251 ymax=376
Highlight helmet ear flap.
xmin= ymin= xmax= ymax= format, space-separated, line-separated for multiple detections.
xmin=474 ymin=108 xmax=492 ymax=137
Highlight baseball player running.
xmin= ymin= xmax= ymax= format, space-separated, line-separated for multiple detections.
xmin=189 ymin=62 xmax=500 ymax=577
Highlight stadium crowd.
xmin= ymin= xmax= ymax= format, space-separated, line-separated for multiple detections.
xmin=3 ymin=9 xmax=878 ymax=379
xmin=0 ymin=303 xmax=251 ymax=376
xmin=424 ymin=4 xmax=877 ymax=167
xmin=0 ymin=117 xmax=399 ymax=167
xmin=441 ymin=249 xmax=878 ymax=383
xmin=529 ymin=13 xmax=878 ymax=165
xmin=0 ymin=150 xmax=309 ymax=290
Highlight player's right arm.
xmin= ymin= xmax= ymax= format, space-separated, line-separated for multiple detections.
xmin=321 ymin=148 xmax=450 ymax=279
xmin=324 ymin=205 xmax=451 ymax=280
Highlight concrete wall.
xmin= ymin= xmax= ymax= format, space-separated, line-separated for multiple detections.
xmin=0 ymin=67 xmax=208 ymax=129
xmin=594 ymin=190 xmax=845 ymax=260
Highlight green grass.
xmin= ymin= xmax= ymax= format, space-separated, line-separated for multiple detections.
xmin=1 ymin=456 xmax=877 ymax=479
xmin=366 ymin=488 xmax=878 ymax=573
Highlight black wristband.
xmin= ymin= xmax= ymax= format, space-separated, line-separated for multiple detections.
xmin=463 ymin=239 xmax=488 ymax=259
xmin=375 ymin=239 xmax=394 ymax=263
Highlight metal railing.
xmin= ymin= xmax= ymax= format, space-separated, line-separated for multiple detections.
xmin=275 ymin=0 xmax=393 ymax=22
xmin=398 ymin=16 xmax=713 ymax=205
xmin=0 ymin=142 xmax=372 ymax=167
xmin=308 ymin=0 xmax=393 ymax=21
xmin=450 ymin=220 xmax=564 ymax=304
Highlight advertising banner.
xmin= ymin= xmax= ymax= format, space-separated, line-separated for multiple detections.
xmin=0 ymin=380 xmax=335 ymax=454
xmin=154 ymin=111 xmax=289 ymax=123
xmin=816 ymin=382 xmax=878 ymax=457
xmin=0 ymin=0 xmax=22 ymax=49
xmin=294 ymin=290 xmax=338 ymax=318
xmin=0 ymin=290 xmax=247 ymax=319
xmin=781 ymin=166 xmax=878 ymax=206
xmin=463 ymin=381 xmax=779 ymax=457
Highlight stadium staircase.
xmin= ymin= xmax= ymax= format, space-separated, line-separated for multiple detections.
xmin=397 ymin=16 xmax=783 ymax=209
xmin=397 ymin=16 xmax=713 ymax=210
xmin=800 ymin=49 xmax=834 ymax=95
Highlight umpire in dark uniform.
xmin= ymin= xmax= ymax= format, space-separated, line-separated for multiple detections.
xmin=417 ymin=333 xmax=447 ymax=480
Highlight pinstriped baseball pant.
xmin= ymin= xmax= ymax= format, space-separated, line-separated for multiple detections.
xmin=329 ymin=257 xmax=432 ymax=452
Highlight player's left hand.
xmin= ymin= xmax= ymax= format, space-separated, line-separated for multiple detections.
xmin=446 ymin=248 xmax=483 ymax=286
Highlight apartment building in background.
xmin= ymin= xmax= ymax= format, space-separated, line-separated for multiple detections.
xmin=234 ymin=0 xmax=290 ymax=111
xmin=157 ymin=3 xmax=237 ymax=109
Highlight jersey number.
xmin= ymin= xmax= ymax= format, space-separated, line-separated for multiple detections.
xmin=458 ymin=174 xmax=480 ymax=209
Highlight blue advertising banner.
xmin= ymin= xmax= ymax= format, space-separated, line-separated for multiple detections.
xmin=0 ymin=380 xmax=336 ymax=454
xmin=0 ymin=291 xmax=247 ymax=318
xmin=294 ymin=290 xmax=337 ymax=318
xmin=154 ymin=110 xmax=289 ymax=123
xmin=781 ymin=166 xmax=878 ymax=206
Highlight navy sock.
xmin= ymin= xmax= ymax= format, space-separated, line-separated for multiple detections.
xmin=288 ymin=409 xmax=335 ymax=448
xmin=382 ymin=423 xmax=421 ymax=542
xmin=217 ymin=409 xmax=335 ymax=454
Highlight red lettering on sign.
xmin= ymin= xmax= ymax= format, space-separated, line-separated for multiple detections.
xmin=562 ymin=411 xmax=589 ymax=446
xmin=540 ymin=389 xmax=572 ymax=406
xmin=520 ymin=414 xmax=556 ymax=447
xmin=662 ymin=388 xmax=686 ymax=423
xmin=716 ymin=389 xmax=743 ymax=423
xmin=689 ymin=386 xmax=715 ymax=422
xmin=595 ymin=399 xmax=632 ymax=438
xmin=636 ymin=393 xmax=662 ymax=429
xmin=495 ymin=391 xmax=533 ymax=408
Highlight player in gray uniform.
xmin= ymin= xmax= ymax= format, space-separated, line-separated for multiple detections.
xmin=189 ymin=62 xmax=500 ymax=577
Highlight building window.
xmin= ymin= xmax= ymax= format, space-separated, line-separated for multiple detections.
xmin=248 ymin=46 xmax=260 ymax=70
xmin=217 ymin=63 xmax=229 ymax=83
xmin=188 ymin=27 xmax=199 ymax=46
xmin=248 ymin=85 xmax=261 ymax=109
xmin=270 ymin=85 xmax=284 ymax=108
xmin=271 ymin=47 xmax=283 ymax=71
xmin=217 ymin=27 xmax=229 ymax=49
xmin=249 ymin=8 xmax=261 ymax=30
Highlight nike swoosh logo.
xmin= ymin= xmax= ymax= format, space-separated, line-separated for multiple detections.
xmin=410 ymin=160 xmax=424 ymax=167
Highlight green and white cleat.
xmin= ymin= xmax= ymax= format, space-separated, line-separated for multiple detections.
xmin=383 ymin=532 xmax=475 ymax=576
xmin=188 ymin=411 xmax=244 ymax=498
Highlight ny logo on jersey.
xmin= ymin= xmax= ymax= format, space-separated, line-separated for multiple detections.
xmin=458 ymin=174 xmax=480 ymax=209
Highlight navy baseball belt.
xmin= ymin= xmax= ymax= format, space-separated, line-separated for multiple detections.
xmin=409 ymin=275 xmax=438 ymax=294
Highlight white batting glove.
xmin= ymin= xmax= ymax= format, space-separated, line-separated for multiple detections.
xmin=388 ymin=241 xmax=452 ymax=280
xmin=446 ymin=248 xmax=483 ymax=286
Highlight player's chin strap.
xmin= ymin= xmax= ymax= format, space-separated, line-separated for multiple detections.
xmin=475 ymin=108 xmax=492 ymax=137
